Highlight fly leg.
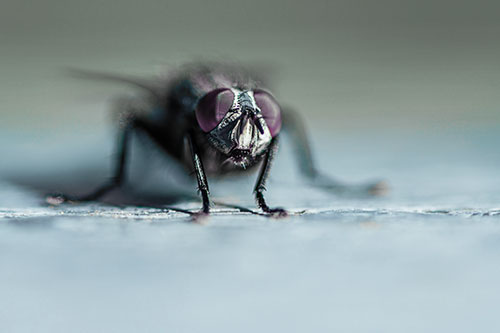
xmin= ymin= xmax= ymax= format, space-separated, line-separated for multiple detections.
xmin=282 ymin=108 xmax=387 ymax=196
xmin=186 ymin=133 xmax=211 ymax=216
xmin=47 ymin=117 xmax=149 ymax=204
xmin=254 ymin=137 xmax=288 ymax=218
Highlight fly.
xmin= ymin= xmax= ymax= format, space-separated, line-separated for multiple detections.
xmin=48 ymin=63 xmax=386 ymax=218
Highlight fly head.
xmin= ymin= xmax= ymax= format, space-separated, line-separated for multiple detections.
xmin=195 ymin=88 xmax=282 ymax=168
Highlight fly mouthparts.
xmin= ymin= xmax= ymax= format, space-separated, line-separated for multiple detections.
xmin=231 ymin=149 xmax=251 ymax=157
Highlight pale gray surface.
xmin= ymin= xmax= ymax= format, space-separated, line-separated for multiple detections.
xmin=2 ymin=129 xmax=500 ymax=333
xmin=2 ymin=0 xmax=500 ymax=331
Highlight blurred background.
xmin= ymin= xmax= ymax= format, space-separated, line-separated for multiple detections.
xmin=2 ymin=0 xmax=500 ymax=196
xmin=2 ymin=0 xmax=500 ymax=135
xmin=2 ymin=1 xmax=500 ymax=332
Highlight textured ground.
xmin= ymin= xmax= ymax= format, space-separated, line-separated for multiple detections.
xmin=1 ymin=128 xmax=500 ymax=332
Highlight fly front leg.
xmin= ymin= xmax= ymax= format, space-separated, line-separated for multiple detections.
xmin=282 ymin=108 xmax=387 ymax=196
xmin=254 ymin=137 xmax=288 ymax=218
xmin=187 ymin=133 xmax=211 ymax=215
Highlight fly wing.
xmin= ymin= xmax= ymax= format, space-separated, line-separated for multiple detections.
xmin=65 ymin=68 xmax=164 ymax=97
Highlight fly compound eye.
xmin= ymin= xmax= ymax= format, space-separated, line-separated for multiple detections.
xmin=195 ymin=88 xmax=235 ymax=132
xmin=254 ymin=90 xmax=282 ymax=137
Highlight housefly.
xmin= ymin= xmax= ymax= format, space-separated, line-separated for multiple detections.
xmin=48 ymin=63 xmax=386 ymax=217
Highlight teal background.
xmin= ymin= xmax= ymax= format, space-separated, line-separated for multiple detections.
xmin=2 ymin=0 xmax=500 ymax=136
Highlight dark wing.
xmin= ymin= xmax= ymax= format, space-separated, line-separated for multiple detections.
xmin=65 ymin=68 xmax=164 ymax=97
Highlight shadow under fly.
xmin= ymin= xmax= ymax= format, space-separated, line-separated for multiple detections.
xmin=47 ymin=62 xmax=387 ymax=218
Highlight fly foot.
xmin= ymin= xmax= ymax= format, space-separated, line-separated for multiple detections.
xmin=366 ymin=180 xmax=389 ymax=196
xmin=264 ymin=207 xmax=288 ymax=219
xmin=191 ymin=210 xmax=210 ymax=223
xmin=46 ymin=193 xmax=72 ymax=205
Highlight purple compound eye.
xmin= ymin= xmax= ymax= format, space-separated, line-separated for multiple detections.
xmin=254 ymin=90 xmax=282 ymax=137
xmin=195 ymin=88 xmax=234 ymax=132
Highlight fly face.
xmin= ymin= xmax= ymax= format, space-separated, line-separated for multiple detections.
xmin=195 ymin=88 xmax=282 ymax=168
